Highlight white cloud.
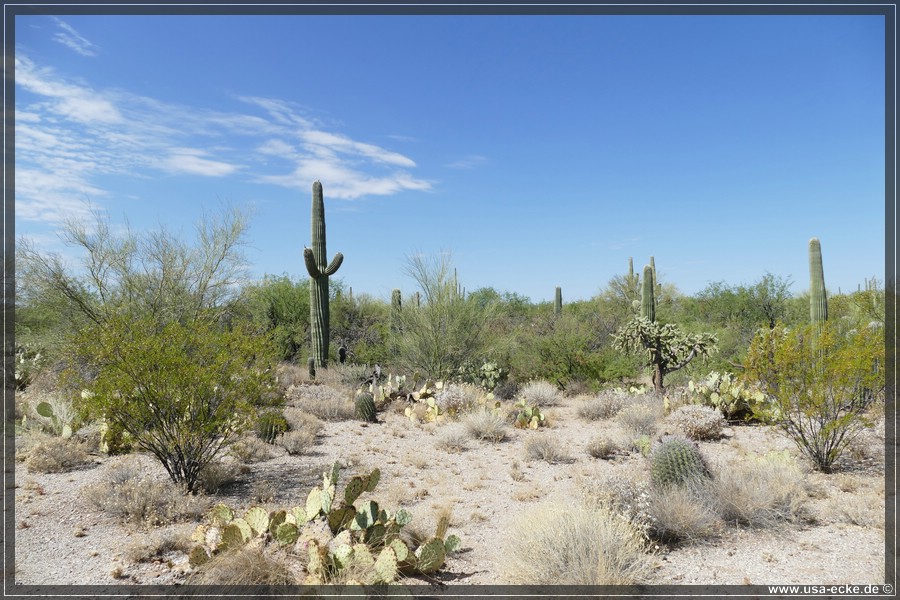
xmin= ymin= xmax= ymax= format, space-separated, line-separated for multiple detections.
xmin=51 ymin=18 xmax=99 ymax=57
xmin=162 ymin=148 xmax=240 ymax=177
xmin=446 ymin=154 xmax=488 ymax=169
xmin=15 ymin=52 xmax=433 ymax=227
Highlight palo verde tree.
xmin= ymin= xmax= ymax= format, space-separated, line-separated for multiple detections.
xmin=613 ymin=317 xmax=718 ymax=392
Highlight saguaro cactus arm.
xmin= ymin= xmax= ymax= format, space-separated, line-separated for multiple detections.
xmin=304 ymin=248 xmax=343 ymax=278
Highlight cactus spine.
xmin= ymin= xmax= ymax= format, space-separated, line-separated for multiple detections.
xmin=304 ymin=181 xmax=343 ymax=370
xmin=641 ymin=264 xmax=656 ymax=322
xmin=554 ymin=286 xmax=562 ymax=316
xmin=809 ymin=237 xmax=827 ymax=324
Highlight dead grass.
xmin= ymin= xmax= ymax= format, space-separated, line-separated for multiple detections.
xmin=587 ymin=435 xmax=624 ymax=459
xmin=287 ymin=384 xmax=356 ymax=421
xmin=616 ymin=401 xmax=663 ymax=438
xmin=648 ymin=483 xmax=723 ymax=544
xmin=197 ymin=460 xmax=245 ymax=494
xmin=518 ymin=380 xmax=562 ymax=407
xmin=710 ymin=452 xmax=809 ymax=527
xmin=499 ymin=500 xmax=654 ymax=584
xmin=577 ymin=390 xmax=628 ymax=421
xmin=435 ymin=425 xmax=471 ymax=453
xmin=187 ymin=546 xmax=299 ymax=585
xmin=524 ymin=434 xmax=572 ymax=464
xmin=124 ymin=527 xmax=194 ymax=563
xmin=81 ymin=457 xmax=210 ymax=526
xmin=227 ymin=435 xmax=275 ymax=464
xmin=462 ymin=407 xmax=509 ymax=442
xmin=24 ymin=436 xmax=94 ymax=474
xmin=665 ymin=404 xmax=726 ymax=441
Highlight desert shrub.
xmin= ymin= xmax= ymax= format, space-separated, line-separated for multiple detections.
xmin=744 ymin=322 xmax=884 ymax=472
xmin=277 ymin=430 xmax=318 ymax=456
xmin=616 ymin=401 xmax=663 ymax=438
xmin=710 ymin=451 xmax=808 ymax=527
xmin=587 ymin=435 xmax=624 ymax=459
xmin=287 ymin=384 xmax=355 ymax=421
xmin=188 ymin=546 xmax=298 ymax=585
xmin=125 ymin=527 xmax=194 ymax=563
xmin=462 ymin=407 xmax=509 ymax=442
xmin=499 ymin=500 xmax=653 ymax=585
xmin=254 ymin=411 xmax=289 ymax=444
xmin=70 ymin=313 xmax=278 ymax=493
xmin=666 ymin=404 xmax=725 ymax=441
xmin=197 ymin=460 xmax=244 ymax=494
xmin=524 ymin=435 xmax=571 ymax=463
xmin=24 ymin=392 xmax=79 ymax=437
xmin=397 ymin=253 xmax=496 ymax=380
xmin=82 ymin=458 xmax=210 ymax=525
xmin=518 ymin=380 xmax=562 ymax=407
xmin=435 ymin=425 xmax=471 ymax=453
xmin=282 ymin=408 xmax=323 ymax=435
xmin=647 ymin=483 xmax=722 ymax=543
xmin=434 ymin=382 xmax=482 ymax=415
xmin=577 ymin=390 xmax=629 ymax=421
xmin=228 ymin=435 xmax=275 ymax=463
xmin=274 ymin=362 xmax=309 ymax=391
xmin=492 ymin=379 xmax=519 ymax=401
xmin=24 ymin=436 xmax=94 ymax=473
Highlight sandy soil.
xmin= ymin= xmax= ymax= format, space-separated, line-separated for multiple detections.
xmin=12 ymin=385 xmax=888 ymax=590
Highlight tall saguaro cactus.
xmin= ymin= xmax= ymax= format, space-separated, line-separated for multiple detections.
xmin=303 ymin=181 xmax=343 ymax=370
xmin=641 ymin=265 xmax=656 ymax=322
xmin=390 ymin=288 xmax=402 ymax=357
xmin=809 ymin=237 xmax=828 ymax=325
xmin=554 ymin=286 xmax=562 ymax=316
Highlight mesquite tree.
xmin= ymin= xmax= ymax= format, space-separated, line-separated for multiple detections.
xmin=613 ymin=317 xmax=717 ymax=392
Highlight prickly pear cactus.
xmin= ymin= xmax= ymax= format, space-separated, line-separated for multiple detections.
xmin=649 ymin=434 xmax=711 ymax=487
xmin=355 ymin=392 xmax=377 ymax=423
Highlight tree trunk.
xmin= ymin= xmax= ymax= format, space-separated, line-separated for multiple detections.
xmin=653 ymin=364 xmax=664 ymax=393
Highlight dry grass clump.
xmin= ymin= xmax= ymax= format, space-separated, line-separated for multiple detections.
xmin=587 ymin=435 xmax=624 ymax=459
xmin=647 ymin=483 xmax=722 ymax=543
xmin=287 ymin=384 xmax=356 ymax=421
xmin=666 ymin=404 xmax=726 ymax=441
xmin=435 ymin=425 xmax=471 ymax=453
xmin=313 ymin=362 xmax=371 ymax=388
xmin=124 ymin=527 xmax=194 ymax=563
xmin=518 ymin=380 xmax=562 ymax=407
xmin=197 ymin=459 xmax=245 ymax=494
xmin=283 ymin=407 xmax=324 ymax=434
xmin=616 ymin=400 xmax=663 ymax=438
xmin=577 ymin=390 xmax=628 ymax=421
xmin=434 ymin=383 xmax=482 ymax=415
xmin=274 ymin=362 xmax=310 ymax=391
xmin=524 ymin=435 xmax=572 ymax=464
xmin=228 ymin=435 xmax=275 ymax=464
xmin=499 ymin=500 xmax=654 ymax=585
xmin=188 ymin=547 xmax=298 ymax=585
xmin=461 ymin=407 xmax=509 ymax=442
xmin=710 ymin=452 xmax=809 ymax=527
xmin=24 ymin=436 xmax=94 ymax=474
xmin=82 ymin=457 xmax=210 ymax=526
xmin=277 ymin=430 xmax=317 ymax=456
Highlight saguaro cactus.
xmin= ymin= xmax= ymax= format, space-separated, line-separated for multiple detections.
xmin=809 ymin=237 xmax=827 ymax=325
xmin=554 ymin=286 xmax=562 ymax=316
xmin=304 ymin=181 xmax=343 ymax=370
xmin=390 ymin=289 xmax=402 ymax=357
xmin=641 ymin=264 xmax=656 ymax=322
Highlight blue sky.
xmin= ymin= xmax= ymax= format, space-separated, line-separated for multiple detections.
xmin=14 ymin=13 xmax=886 ymax=302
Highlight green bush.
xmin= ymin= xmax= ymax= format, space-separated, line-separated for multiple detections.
xmin=743 ymin=321 xmax=884 ymax=472
xmin=71 ymin=313 xmax=279 ymax=493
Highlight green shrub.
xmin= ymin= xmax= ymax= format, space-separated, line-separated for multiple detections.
xmin=71 ymin=314 xmax=278 ymax=493
xmin=255 ymin=411 xmax=289 ymax=444
xmin=744 ymin=322 xmax=884 ymax=472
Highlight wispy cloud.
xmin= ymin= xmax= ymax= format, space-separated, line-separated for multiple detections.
xmin=15 ymin=53 xmax=433 ymax=225
xmin=446 ymin=154 xmax=488 ymax=169
xmin=51 ymin=17 xmax=99 ymax=57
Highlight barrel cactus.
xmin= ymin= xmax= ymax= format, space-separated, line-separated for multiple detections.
xmin=304 ymin=181 xmax=344 ymax=370
xmin=355 ymin=392 xmax=377 ymax=423
xmin=649 ymin=434 xmax=711 ymax=487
